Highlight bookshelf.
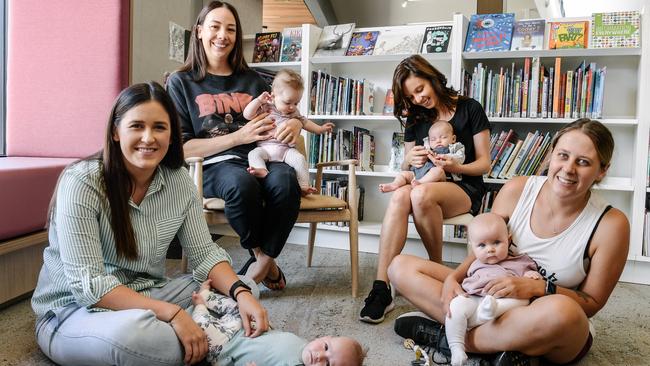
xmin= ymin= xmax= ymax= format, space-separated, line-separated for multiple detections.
xmin=244 ymin=13 xmax=650 ymax=284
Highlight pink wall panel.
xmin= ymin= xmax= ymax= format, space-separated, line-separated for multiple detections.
xmin=6 ymin=0 xmax=129 ymax=158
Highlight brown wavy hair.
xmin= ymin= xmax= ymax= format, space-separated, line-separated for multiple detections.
xmin=178 ymin=1 xmax=248 ymax=81
xmin=392 ymin=55 xmax=462 ymax=128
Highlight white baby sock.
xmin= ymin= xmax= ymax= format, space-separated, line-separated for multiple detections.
xmin=476 ymin=295 xmax=497 ymax=323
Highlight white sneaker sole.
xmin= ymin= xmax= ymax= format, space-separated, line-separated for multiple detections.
xmin=359 ymin=301 xmax=396 ymax=324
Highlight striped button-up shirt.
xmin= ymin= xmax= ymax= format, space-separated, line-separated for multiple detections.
xmin=32 ymin=159 xmax=230 ymax=318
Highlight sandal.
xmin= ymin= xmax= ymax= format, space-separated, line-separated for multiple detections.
xmin=261 ymin=265 xmax=286 ymax=291
xmin=237 ymin=255 xmax=257 ymax=276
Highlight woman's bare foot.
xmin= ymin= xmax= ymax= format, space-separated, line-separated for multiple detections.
xmin=247 ymin=167 xmax=269 ymax=178
xmin=379 ymin=182 xmax=401 ymax=192
xmin=301 ymin=186 xmax=318 ymax=196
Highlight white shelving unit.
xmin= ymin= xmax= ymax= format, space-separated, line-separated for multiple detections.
xmin=245 ymin=13 xmax=650 ymax=284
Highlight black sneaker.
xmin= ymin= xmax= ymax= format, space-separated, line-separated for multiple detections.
xmin=491 ymin=351 xmax=539 ymax=366
xmin=394 ymin=311 xmax=451 ymax=358
xmin=359 ymin=280 xmax=395 ymax=323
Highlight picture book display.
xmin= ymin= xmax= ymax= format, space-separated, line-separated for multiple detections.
xmin=373 ymin=26 xmax=423 ymax=56
xmin=420 ymin=25 xmax=452 ymax=53
xmin=389 ymin=132 xmax=405 ymax=172
xmin=280 ymin=27 xmax=302 ymax=62
xmin=313 ymin=23 xmax=356 ymax=57
xmin=591 ymin=11 xmax=640 ymax=48
xmin=252 ymin=32 xmax=282 ymax=63
xmin=464 ymin=13 xmax=515 ymax=52
xmin=548 ymin=21 xmax=588 ymax=49
xmin=511 ymin=19 xmax=545 ymax=50
xmin=346 ymin=31 xmax=379 ymax=56
xmin=382 ymin=89 xmax=394 ymax=115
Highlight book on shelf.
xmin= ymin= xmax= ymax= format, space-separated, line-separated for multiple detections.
xmin=461 ymin=57 xmax=607 ymax=119
xmin=511 ymin=19 xmax=545 ymax=50
xmin=252 ymin=32 xmax=282 ymax=63
xmin=318 ymin=178 xmax=365 ymax=225
xmin=308 ymin=127 xmax=375 ymax=172
xmin=464 ymin=13 xmax=515 ymax=52
xmin=382 ymin=89 xmax=394 ymax=115
xmin=591 ymin=11 xmax=640 ymax=48
xmin=345 ymin=31 xmax=379 ymax=56
xmin=309 ymin=70 xmax=374 ymax=115
xmin=373 ymin=26 xmax=423 ymax=56
xmin=313 ymin=23 xmax=356 ymax=58
xmin=548 ymin=21 xmax=589 ymax=49
xmin=420 ymin=25 xmax=452 ymax=53
xmin=389 ymin=132 xmax=405 ymax=172
xmin=279 ymin=27 xmax=302 ymax=62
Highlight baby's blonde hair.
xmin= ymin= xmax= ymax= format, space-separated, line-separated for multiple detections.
xmin=272 ymin=68 xmax=304 ymax=93
xmin=429 ymin=120 xmax=455 ymax=136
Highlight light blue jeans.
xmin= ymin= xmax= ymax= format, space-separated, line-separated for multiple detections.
xmin=35 ymin=274 xmax=203 ymax=366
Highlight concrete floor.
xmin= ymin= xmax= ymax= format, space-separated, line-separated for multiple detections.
xmin=2 ymin=236 xmax=650 ymax=365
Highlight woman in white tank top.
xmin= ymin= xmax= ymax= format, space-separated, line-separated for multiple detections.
xmin=389 ymin=119 xmax=629 ymax=364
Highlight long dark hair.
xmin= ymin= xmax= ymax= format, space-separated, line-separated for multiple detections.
xmin=178 ymin=1 xmax=248 ymax=81
xmin=103 ymin=82 xmax=183 ymax=259
xmin=392 ymin=55 xmax=462 ymax=128
xmin=48 ymin=82 xmax=183 ymax=260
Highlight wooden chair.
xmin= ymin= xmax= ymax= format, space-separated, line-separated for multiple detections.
xmin=186 ymin=136 xmax=360 ymax=297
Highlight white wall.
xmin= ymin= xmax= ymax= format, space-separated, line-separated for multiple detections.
xmin=329 ymin=0 xmax=476 ymax=26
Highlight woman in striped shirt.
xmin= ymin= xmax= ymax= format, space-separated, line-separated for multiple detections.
xmin=31 ymin=82 xmax=268 ymax=366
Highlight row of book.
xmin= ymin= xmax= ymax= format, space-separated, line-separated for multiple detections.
xmin=310 ymin=70 xmax=375 ymax=116
xmin=316 ymin=178 xmax=365 ymax=226
xmin=461 ymin=57 xmax=607 ymax=119
xmin=308 ymin=127 xmax=375 ymax=172
xmin=486 ymin=129 xmax=557 ymax=179
xmin=465 ymin=11 xmax=640 ymax=52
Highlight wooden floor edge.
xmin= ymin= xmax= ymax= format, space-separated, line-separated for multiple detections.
xmin=0 ymin=230 xmax=48 ymax=256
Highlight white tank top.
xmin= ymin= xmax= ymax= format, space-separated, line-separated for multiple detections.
xmin=508 ymin=176 xmax=610 ymax=289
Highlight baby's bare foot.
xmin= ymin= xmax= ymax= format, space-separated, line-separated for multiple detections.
xmin=192 ymin=291 xmax=207 ymax=307
xmin=301 ymin=186 xmax=318 ymax=196
xmin=411 ymin=179 xmax=421 ymax=187
xmin=379 ymin=183 xmax=400 ymax=193
xmin=247 ymin=167 xmax=269 ymax=178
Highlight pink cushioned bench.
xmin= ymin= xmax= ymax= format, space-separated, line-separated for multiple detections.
xmin=0 ymin=0 xmax=128 ymax=305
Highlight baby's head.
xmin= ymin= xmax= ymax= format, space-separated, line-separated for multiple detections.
xmin=427 ymin=121 xmax=456 ymax=150
xmin=302 ymin=335 xmax=365 ymax=366
xmin=468 ymin=212 xmax=510 ymax=265
xmin=271 ymin=69 xmax=304 ymax=115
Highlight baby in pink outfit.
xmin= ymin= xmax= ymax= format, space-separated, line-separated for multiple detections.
xmin=243 ymin=69 xmax=333 ymax=195
xmin=446 ymin=212 xmax=542 ymax=366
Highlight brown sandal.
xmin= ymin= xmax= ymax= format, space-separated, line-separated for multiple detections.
xmin=261 ymin=266 xmax=286 ymax=291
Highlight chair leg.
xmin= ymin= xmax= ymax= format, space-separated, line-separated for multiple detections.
xmin=307 ymin=223 xmax=317 ymax=267
xmin=348 ymin=219 xmax=359 ymax=297
xmin=181 ymin=251 xmax=188 ymax=273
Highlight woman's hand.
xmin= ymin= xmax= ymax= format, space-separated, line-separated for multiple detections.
xmin=482 ymin=276 xmax=545 ymax=299
xmin=236 ymin=292 xmax=269 ymax=338
xmin=406 ymin=145 xmax=429 ymax=168
xmin=169 ymin=309 xmax=209 ymax=365
xmin=432 ymin=154 xmax=461 ymax=173
xmin=275 ymin=118 xmax=302 ymax=145
xmin=236 ymin=113 xmax=275 ymax=145
xmin=441 ymin=275 xmax=467 ymax=318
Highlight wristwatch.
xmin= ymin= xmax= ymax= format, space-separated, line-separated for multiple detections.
xmin=229 ymin=280 xmax=252 ymax=300
xmin=545 ymin=279 xmax=557 ymax=296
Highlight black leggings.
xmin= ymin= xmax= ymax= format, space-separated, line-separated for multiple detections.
xmin=203 ymin=159 xmax=301 ymax=258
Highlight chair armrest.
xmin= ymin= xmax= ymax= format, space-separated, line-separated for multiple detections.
xmin=314 ymin=160 xmax=358 ymax=218
xmin=315 ymin=159 xmax=358 ymax=169
xmin=185 ymin=157 xmax=205 ymax=197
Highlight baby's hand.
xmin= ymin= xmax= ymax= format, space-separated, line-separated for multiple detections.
xmin=524 ymin=271 xmax=542 ymax=280
xmin=258 ymin=91 xmax=273 ymax=104
xmin=320 ymin=122 xmax=335 ymax=134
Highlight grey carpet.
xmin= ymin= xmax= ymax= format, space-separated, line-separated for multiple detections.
xmin=2 ymin=236 xmax=650 ymax=365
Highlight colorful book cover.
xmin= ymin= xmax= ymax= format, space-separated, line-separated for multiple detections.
xmin=464 ymin=13 xmax=515 ymax=52
xmin=252 ymin=32 xmax=282 ymax=63
xmin=420 ymin=25 xmax=452 ymax=53
xmin=345 ymin=31 xmax=379 ymax=56
xmin=373 ymin=26 xmax=423 ymax=56
xmin=591 ymin=11 xmax=640 ymax=48
xmin=388 ymin=132 xmax=405 ymax=172
xmin=279 ymin=27 xmax=302 ymax=62
xmin=548 ymin=21 xmax=588 ymax=49
xmin=313 ymin=23 xmax=356 ymax=57
xmin=382 ymin=89 xmax=394 ymax=115
xmin=511 ymin=19 xmax=545 ymax=50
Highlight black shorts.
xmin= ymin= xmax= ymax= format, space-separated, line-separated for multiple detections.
xmin=452 ymin=179 xmax=486 ymax=216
